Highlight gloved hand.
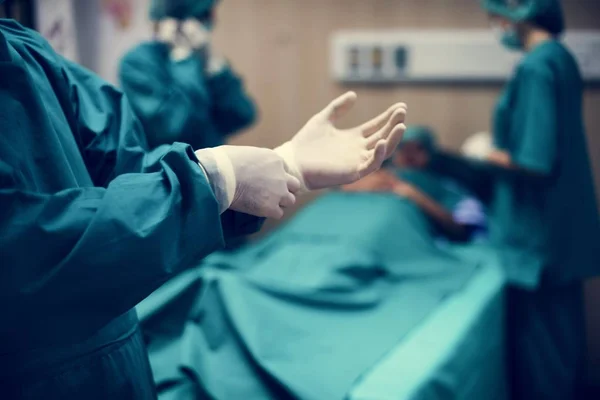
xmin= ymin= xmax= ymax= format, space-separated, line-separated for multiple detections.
xmin=156 ymin=18 xmax=211 ymax=61
xmin=195 ymin=146 xmax=301 ymax=219
xmin=181 ymin=19 xmax=210 ymax=49
xmin=461 ymin=131 xmax=493 ymax=161
xmin=155 ymin=18 xmax=179 ymax=43
xmin=275 ymin=92 xmax=407 ymax=192
xmin=180 ymin=19 xmax=226 ymax=74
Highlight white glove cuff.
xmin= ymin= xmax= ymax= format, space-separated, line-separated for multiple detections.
xmin=207 ymin=56 xmax=227 ymax=76
xmin=170 ymin=45 xmax=193 ymax=61
xmin=195 ymin=147 xmax=237 ymax=213
xmin=274 ymin=142 xmax=308 ymax=193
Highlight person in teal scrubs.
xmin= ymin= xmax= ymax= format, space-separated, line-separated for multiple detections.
xmin=0 ymin=6 xmax=408 ymax=397
xmin=119 ymin=0 xmax=257 ymax=150
xmin=413 ymin=1 xmax=600 ymax=398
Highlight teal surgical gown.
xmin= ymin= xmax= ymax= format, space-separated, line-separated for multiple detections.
xmin=490 ymin=40 xmax=600 ymax=287
xmin=432 ymin=39 xmax=598 ymax=400
xmin=433 ymin=40 xmax=600 ymax=287
xmin=119 ymin=42 xmax=256 ymax=150
xmin=0 ymin=20 xmax=261 ymax=399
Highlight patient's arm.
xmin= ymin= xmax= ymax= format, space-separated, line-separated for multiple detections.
xmin=342 ymin=171 xmax=469 ymax=240
xmin=341 ymin=170 xmax=397 ymax=192
xmin=393 ymin=181 xmax=469 ymax=241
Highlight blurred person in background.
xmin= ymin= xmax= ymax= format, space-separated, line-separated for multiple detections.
xmin=119 ymin=0 xmax=256 ymax=150
xmin=409 ymin=1 xmax=600 ymax=398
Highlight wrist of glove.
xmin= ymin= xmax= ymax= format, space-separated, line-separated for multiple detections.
xmin=274 ymin=141 xmax=308 ymax=194
xmin=196 ymin=146 xmax=301 ymax=219
xmin=206 ymin=53 xmax=227 ymax=75
xmin=156 ymin=18 xmax=212 ymax=62
xmin=195 ymin=148 xmax=236 ymax=213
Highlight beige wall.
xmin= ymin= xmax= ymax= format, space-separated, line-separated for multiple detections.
xmin=212 ymin=0 xmax=600 ymax=384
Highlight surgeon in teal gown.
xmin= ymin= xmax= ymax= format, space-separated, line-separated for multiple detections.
xmin=119 ymin=0 xmax=257 ymax=150
xmin=0 ymin=16 xmax=262 ymax=400
xmin=416 ymin=1 xmax=600 ymax=398
xmin=0 ymin=9 xmax=409 ymax=396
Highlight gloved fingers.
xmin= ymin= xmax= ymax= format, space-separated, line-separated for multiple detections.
xmin=383 ymin=123 xmax=406 ymax=158
xmin=156 ymin=18 xmax=179 ymax=43
xmin=320 ymin=91 xmax=358 ymax=123
xmin=287 ymin=174 xmax=302 ymax=193
xmin=279 ymin=192 xmax=297 ymax=208
xmin=366 ymin=108 xmax=406 ymax=148
xmin=172 ymin=45 xmax=196 ymax=60
xmin=358 ymin=140 xmax=387 ymax=179
xmin=181 ymin=19 xmax=210 ymax=49
xmin=360 ymin=102 xmax=407 ymax=137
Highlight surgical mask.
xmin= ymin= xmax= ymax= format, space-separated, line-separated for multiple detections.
xmin=491 ymin=23 xmax=523 ymax=51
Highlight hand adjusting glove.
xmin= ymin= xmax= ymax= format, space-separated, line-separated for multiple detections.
xmin=156 ymin=18 xmax=212 ymax=61
xmin=180 ymin=19 xmax=226 ymax=74
xmin=195 ymin=146 xmax=301 ymax=219
xmin=275 ymin=92 xmax=407 ymax=192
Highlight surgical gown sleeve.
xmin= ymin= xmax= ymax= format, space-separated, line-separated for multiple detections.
xmin=206 ymin=66 xmax=257 ymax=136
xmin=0 ymin=56 xmax=227 ymax=347
xmin=509 ymin=63 xmax=558 ymax=176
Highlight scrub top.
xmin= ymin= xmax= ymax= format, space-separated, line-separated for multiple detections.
xmin=0 ymin=20 xmax=261 ymax=398
xmin=489 ymin=40 xmax=600 ymax=287
xmin=119 ymin=42 xmax=257 ymax=150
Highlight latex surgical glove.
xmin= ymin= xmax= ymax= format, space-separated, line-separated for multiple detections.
xmin=168 ymin=19 xmax=211 ymax=61
xmin=170 ymin=39 xmax=193 ymax=61
xmin=206 ymin=51 xmax=227 ymax=75
xmin=181 ymin=19 xmax=210 ymax=49
xmin=275 ymin=92 xmax=407 ymax=192
xmin=155 ymin=18 xmax=179 ymax=43
xmin=461 ymin=131 xmax=493 ymax=161
xmin=195 ymin=146 xmax=301 ymax=219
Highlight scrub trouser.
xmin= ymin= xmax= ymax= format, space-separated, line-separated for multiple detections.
xmin=507 ymin=282 xmax=586 ymax=400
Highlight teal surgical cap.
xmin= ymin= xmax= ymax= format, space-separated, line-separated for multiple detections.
xmin=150 ymin=0 xmax=219 ymax=20
xmin=401 ymin=126 xmax=437 ymax=152
xmin=482 ymin=0 xmax=564 ymax=35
